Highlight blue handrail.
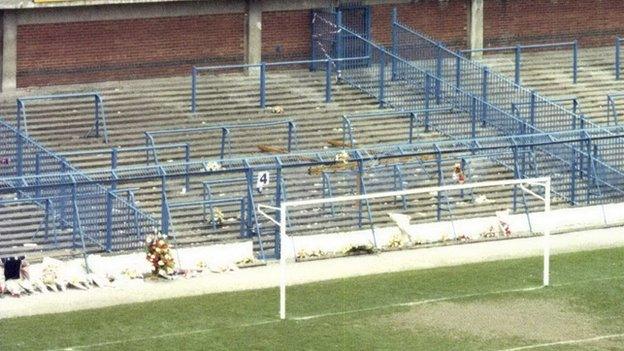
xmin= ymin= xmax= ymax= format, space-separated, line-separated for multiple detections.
xmin=17 ymin=92 xmax=110 ymax=144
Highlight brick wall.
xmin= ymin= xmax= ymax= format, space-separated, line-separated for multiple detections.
xmin=485 ymin=0 xmax=624 ymax=47
xmin=262 ymin=10 xmax=311 ymax=61
xmin=372 ymin=1 xmax=468 ymax=49
xmin=17 ymin=14 xmax=245 ymax=87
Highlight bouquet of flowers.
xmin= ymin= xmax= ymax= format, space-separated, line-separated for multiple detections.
xmin=145 ymin=234 xmax=175 ymax=278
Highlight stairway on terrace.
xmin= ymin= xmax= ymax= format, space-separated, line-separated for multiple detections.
xmin=477 ymin=46 xmax=624 ymax=126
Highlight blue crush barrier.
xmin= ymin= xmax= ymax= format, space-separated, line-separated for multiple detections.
xmin=0 ymin=119 xmax=159 ymax=252
xmin=607 ymin=92 xmax=624 ymax=126
xmin=4 ymin=127 xmax=624 ymax=258
xmin=17 ymin=92 xmax=110 ymax=144
xmin=190 ymin=57 xmax=368 ymax=113
xmin=144 ymin=119 xmax=298 ymax=163
xmin=310 ymin=8 xmax=624 ymax=206
xmin=616 ymin=37 xmax=623 ymax=80
xmin=390 ymin=11 xmax=599 ymax=134
xmin=460 ymin=41 xmax=579 ymax=85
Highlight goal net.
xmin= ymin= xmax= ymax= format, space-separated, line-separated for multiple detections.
xmin=259 ymin=177 xmax=551 ymax=320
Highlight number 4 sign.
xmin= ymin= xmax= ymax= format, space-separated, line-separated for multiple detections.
xmin=256 ymin=171 xmax=270 ymax=192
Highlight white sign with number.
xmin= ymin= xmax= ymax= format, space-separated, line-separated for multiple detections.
xmin=257 ymin=171 xmax=270 ymax=191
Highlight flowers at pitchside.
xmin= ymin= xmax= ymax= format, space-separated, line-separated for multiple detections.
xmin=145 ymin=234 xmax=175 ymax=278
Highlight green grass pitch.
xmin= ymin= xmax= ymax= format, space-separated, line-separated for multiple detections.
xmin=1 ymin=247 xmax=624 ymax=350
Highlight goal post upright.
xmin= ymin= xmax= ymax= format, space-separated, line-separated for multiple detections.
xmin=279 ymin=201 xmax=287 ymax=320
xmin=269 ymin=177 xmax=551 ymax=320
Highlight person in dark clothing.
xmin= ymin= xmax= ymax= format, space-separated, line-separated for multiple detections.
xmin=1 ymin=256 xmax=27 ymax=280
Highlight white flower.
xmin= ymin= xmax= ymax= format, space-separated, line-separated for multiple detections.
xmin=158 ymin=260 xmax=164 ymax=266
xmin=205 ymin=161 xmax=222 ymax=172
xmin=334 ymin=151 xmax=350 ymax=164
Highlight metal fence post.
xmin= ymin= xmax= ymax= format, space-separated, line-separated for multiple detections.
xmin=111 ymin=147 xmax=118 ymax=170
xmin=106 ymin=190 xmax=113 ymax=251
xmin=287 ymin=122 xmax=294 ymax=152
xmin=435 ymin=43 xmax=443 ymax=104
xmin=191 ymin=66 xmax=197 ymax=113
xmin=184 ymin=144 xmax=190 ymax=191
xmin=572 ymin=40 xmax=578 ymax=84
xmin=260 ymin=63 xmax=267 ymax=108
xmin=244 ymin=166 xmax=254 ymax=237
xmin=44 ymin=199 xmax=51 ymax=241
xmin=35 ymin=152 xmax=41 ymax=198
xmin=94 ymin=95 xmax=101 ymax=138
xmin=391 ymin=7 xmax=398 ymax=81
xmin=160 ymin=172 xmax=169 ymax=235
xmin=16 ymin=99 xmax=24 ymax=132
xmin=471 ymin=96 xmax=477 ymax=139
xmin=325 ymin=58 xmax=333 ymax=103
xmin=310 ymin=11 xmax=317 ymax=70
xmin=455 ymin=50 xmax=461 ymax=88
xmin=408 ymin=112 xmax=415 ymax=143
xmin=220 ymin=128 xmax=228 ymax=159
xmin=379 ymin=53 xmax=386 ymax=107
xmin=71 ymin=178 xmax=78 ymax=249
xmin=514 ymin=45 xmax=521 ymax=85
xmin=616 ymin=37 xmax=621 ymax=81
xmin=16 ymin=133 xmax=23 ymax=177
xmin=481 ymin=68 xmax=489 ymax=127
xmin=424 ymin=74 xmax=431 ymax=132
xmin=529 ymin=91 xmax=536 ymax=129
xmin=570 ymin=141 xmax=577 ymax=204
xmin=336 ymin=11 xmax=343 ymax=72
xmin=434 ymin=144 xmax=442 ymax=221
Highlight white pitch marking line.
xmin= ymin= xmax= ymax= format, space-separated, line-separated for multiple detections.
xmin=46 ymin=319 xmax=280 ymax=351
xmin=494 ymin=333 xmax=624 ymax=351
xmin=290 ymin=286 xmax=543 ymax=321
xmin=45 ymin=274 xmax=624 ymax=350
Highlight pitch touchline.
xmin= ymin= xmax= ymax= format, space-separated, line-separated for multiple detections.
xmin=494 ymin=333 xmax=624 ymax=351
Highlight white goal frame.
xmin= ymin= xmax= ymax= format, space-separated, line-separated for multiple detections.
xmin=259 ymin=177 xmax=551 ymax=320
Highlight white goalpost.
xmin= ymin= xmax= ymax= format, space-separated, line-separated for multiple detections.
xmin=260 ymin=177 xmax=551 ymax=320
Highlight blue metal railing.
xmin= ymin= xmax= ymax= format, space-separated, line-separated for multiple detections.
xmin=190 ymin=57 xmax=369 ymax=113
xmin=5 ymin=126 xmax=624 ymax=260
xmin=341 ymin=107 xmax=453 ymax=147
xmin=607 ymin=93 xmax=624 ymax=125
xmin=460 ymin=41 xmax=579 ymax=85
xmin=17 ymin=92 xmax=109 ymax=144
xmin=616 ymin=37 xmax=623 ymax=80
xmin=311 ymin=8 xmax=624 ymax=206
xmin=144 ymin=120 xmax=298 ymax=163
xmin=0 ymin=119 xmax=159 ymax=252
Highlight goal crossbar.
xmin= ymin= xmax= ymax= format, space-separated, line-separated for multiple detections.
xmin=262 ymin=177 xmax=552 ymax=320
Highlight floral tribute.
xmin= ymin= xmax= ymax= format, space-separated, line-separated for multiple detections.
xmin=145 ymin=234 xmax=175 ymax=278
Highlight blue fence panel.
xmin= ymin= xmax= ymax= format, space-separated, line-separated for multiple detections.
xmin=0 ymin=119 xmax=160 ymax=252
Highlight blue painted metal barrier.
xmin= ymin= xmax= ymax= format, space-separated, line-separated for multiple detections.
xmin=607 ymin=93 xmax=624 ymax=125
xmin=17 ymin=92 xmax=110 ymax=144
xmin=144 ymin=120 xmax=298 ymax=163
xmin=311 ymin=7 xmax=624 ymax=208
xmin=190 ymin=57 xmax=368 ymax=113
xmin=616 ymin=37 xmax=623 ymax=80
xmin=459 ymin=40 xmax=579 ymax=85
xmin=0 ymin=119 xmax=159 ymax=253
